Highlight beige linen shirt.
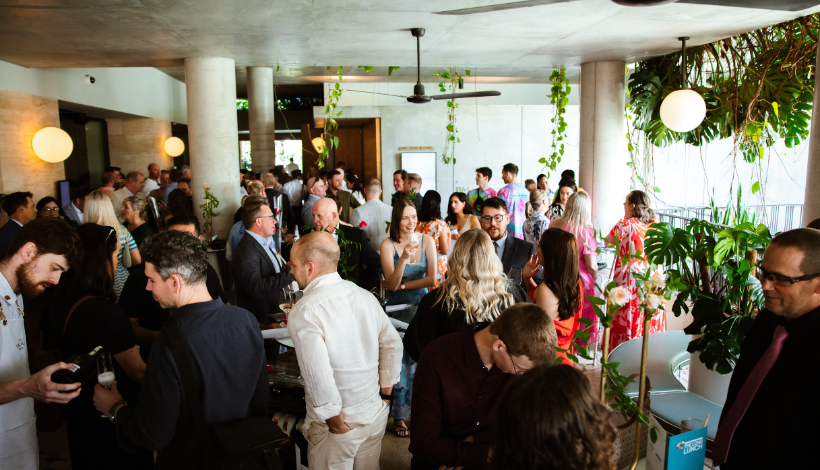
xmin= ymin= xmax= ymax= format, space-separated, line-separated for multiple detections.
xmin=288 ymin=272 xmax=402 ymax=427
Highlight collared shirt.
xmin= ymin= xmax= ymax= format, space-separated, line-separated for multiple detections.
xmin=115 ymin=298 xmax=268 ymax=469
xmin=246 ymin=230 xmax=281 ymax=273
xmin=288 ymin=273 xmax=402 ymax=427
xmin=282 ymin=180 xmax=305 ymax=205
xmin=0 ymin=270 xmax=34 ymax=436
xmin=351 ymin=199 xmax=392 ymax=252
xmin=10 ymin=219 xmax=22 ymax=228
xmin=142 ymin=177 xmax=160 ymax=196
xmin=63 ymin=202 xmax=83 ymax=224
xmin=409 ymin=324 xmax=514 ymax=468
xmin=493 ymin=234 xmax=507 ymax=259
xmin=720 ymin=307 xmax=820 ymax=469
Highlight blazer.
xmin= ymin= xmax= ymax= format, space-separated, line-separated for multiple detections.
xmin=338 ymin=224 xmax=382 ymax=293
xmin=0 ymin=220 xmax=21 ymax=259
xmin=499 ymin=232 xmax=537 ymax=284
xmin=231 ymin=231 xmax=294 ymax=324
xmin=62 ymin=202 xmax=82 ymax=227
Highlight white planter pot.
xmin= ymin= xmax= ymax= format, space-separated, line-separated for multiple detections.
xmin=687 ymin=348 xmax=733 ymax=406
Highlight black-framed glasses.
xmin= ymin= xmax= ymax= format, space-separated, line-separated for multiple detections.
xmin=757 ymin=262 xmax=820 ymax=287
xmin=256 ymin=215 xmax=275 ymax=220
xmin=41 ymin=207 xmax=59 ymax=213
xmin=481 ymin=214 xmax=506 ymax=224
xmin=499 ymin=336 xmax=518 ymax=375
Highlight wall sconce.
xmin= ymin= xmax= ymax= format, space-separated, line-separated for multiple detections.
xmin=32 ymin=127 xmax=73 ymax=163
xmin=660 ymin=37 xmax=706 ymax=133
xmin=164 ymin=137 xmax=185 ymax=157
xmin=311 ymin=136 xmax=325 ymax=153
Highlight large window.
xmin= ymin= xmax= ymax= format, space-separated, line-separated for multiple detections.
xmin=239 ymin=140 xmax=302 ymax=172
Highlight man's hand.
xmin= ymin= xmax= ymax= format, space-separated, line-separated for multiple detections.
xmin=93 ymin=381 xmax=123 ymax=415
xmin=24 ymin=362 xmax=81 ymax=404
xmin=326 ymin=411 xmax=352 ymax=434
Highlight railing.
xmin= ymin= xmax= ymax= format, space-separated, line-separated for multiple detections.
xmin=656 ymin=203 xmax=803 ymax=234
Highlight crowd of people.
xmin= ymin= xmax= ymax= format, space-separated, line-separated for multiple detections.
xmin=1 ymin=157 xmax=819 ymax=470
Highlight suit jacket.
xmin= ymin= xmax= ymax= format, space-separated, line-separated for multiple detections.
xmin=62 ymin=202 xmax=82 ymax=227
xmin=265 ymin=187 xmax=296 ymax=233
xmin=231 ymin=231 xmax=294 ymax=324
xmin=338 ymin=224 xmax=382 ymax=292
xmin=109 ymin=187 xmax=131 ymax=224
xmin=500 ymin=233 xmax=537 ymax=284
xmin=0 ymin=220 xmax=21 ymax=259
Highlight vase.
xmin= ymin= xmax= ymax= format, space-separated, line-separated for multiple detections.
xmin=687 ymin=347 xmax=734 ymax=406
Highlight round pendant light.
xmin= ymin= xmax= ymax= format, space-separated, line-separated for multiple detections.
xmin=164 ymin=137 xmax=185 ymax=157
xmin=32 ymin=127 xmax=73 ymax=163
xmin=660 ymin=37 xmax=706 ymax=133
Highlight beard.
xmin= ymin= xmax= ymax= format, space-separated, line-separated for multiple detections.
xmin=15 ymin=259 xmax=51 ymax=298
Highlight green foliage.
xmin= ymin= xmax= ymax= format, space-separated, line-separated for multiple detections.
xmin=199 ymin=184 xmax=220 ymax=242
xmin=388 ymin=66 xmax=400 ymax=76
xmin=539 ymin=69 xmax=570 ymax=176
xmin=319 ymin=68 xmax=345 ymax=169
xmin=434 ymin=67 xmax=465 ymax=164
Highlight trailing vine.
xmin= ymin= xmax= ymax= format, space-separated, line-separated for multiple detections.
xmin=320 ymin=66 xmax=344 ymax=169
xmin=541 ymin=69 xmax=570 ymax=176
xmin=435 ymin=68 xmax=470 ymax=164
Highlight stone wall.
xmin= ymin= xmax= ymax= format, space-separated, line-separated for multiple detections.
xmin=106 ymin=118 xmax=174 ymax=174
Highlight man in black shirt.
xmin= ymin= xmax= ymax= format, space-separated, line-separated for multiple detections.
xmin=94 ymin=231 xmax=268 ymax=469
xmin=713 ymin=228 xmax=820 ymax=469
xmin=119 ymin=214 xmax=226 ymax=362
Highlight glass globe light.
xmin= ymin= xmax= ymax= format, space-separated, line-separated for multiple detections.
xmin=32 ymin=127 xmax=73 ymax=163
xmin=660 ymin=89 xmax=706 ymax=133
xmin=164 ymin=137 xmax=185 ymax=157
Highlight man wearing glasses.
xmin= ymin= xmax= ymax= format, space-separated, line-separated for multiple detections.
xmin=712 ymin=228 xmax=820 ymax=469
xmin=409 ymin=304 xmax=557 ymax=470
xmin=480 ymin=197 xmax=538 ymax=285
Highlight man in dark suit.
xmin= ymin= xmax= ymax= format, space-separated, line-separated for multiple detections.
xmin=231 ymin=197 xmax=294 ymax=325
xmin=0 ymin=191 xmax=37 ymax=259
xmin=480 ymin=197 xmax=538 ymax=286
xmin=311 ymin=197 xmax=382 ymax=292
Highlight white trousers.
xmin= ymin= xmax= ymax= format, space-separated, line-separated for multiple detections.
xmin=306 ymin=406 xmax=389 ymax=470
xmin=0 ymin=417 xmax=38 ymax=470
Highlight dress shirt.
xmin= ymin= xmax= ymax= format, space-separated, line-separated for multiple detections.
xmin=115 ymin=298 xmax=268 ymax=469
xmin=246 ymin=230 xmax=281 ymax=273
xmin=62 ymin=201 xmax=83 ymax=225
xmin=350 ymin=199 xmax=392 ymax=252
xmin=282 ymin=180 xmax=305 ymax=205
xmin=302 ymin=194 xmax=321 ymax=230
xmin=141 ymin=177 xmax=160 ymax=196
xmin=409 ymin=324 xmax=513 ymax=469
xmin=288 ymin=273 xmax=402 ymax=428
xmin=718 ymin=307 xmax=820 ymax=469
xmin=493 ymin=234 xmax=507 ymax=259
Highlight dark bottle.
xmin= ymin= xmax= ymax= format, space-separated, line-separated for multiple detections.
xmin=52 ymin=346 xmax=104 ymax=386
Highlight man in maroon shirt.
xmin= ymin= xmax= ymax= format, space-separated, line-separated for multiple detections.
xmin=409 ymin=304 xmax=558 ymax=470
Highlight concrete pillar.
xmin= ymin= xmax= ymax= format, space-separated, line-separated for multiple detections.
xmin=247 ymin=66 xmax=277 ymax=174
xmin=579 ymin=61 xmax=630 ymax=233
xmin=803 ymin=41 xmax=820 ymax=226
xmin=106 ymin=117 xmax=173 ymax=173
xmin=184 ymin=57 xmax=241 ymax=240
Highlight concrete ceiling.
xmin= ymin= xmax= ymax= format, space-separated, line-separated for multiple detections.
xmin=2 ymin=0 xmax=820 ymax=88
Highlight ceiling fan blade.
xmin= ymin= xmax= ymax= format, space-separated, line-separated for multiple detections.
xmin=430 ymin=91 xmax=502 ymax=100
xmin=677 ymin=0 xmax=819 ymax=11
xmin=434 ymin=0 xmax=580 ymax=15
xmin=345 ymin=89 xmax=409 ymax=99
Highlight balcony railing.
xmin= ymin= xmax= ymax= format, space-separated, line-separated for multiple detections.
xmin=656 ymin=204 xmax=803 ymax=234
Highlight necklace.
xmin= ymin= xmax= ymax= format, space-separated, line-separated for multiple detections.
xmin=0 ymin=297 xmax=25 ymax=326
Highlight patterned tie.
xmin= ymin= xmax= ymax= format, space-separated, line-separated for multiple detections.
xmin=712 ymin=325 xmax=789 ymax=466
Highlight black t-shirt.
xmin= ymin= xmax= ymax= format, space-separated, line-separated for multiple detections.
xmin=130 ymin=223 xmax=156 ymax=249
xmin=119 ymin=263 xmax=226 ymax=362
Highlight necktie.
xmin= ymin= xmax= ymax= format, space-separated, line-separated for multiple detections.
xmin=267 ymin=240 xmax=281 ymax=273
xmin=494 ymin=241 xmax=501 ymax=259
xmin=712 ymin=325 xmax=788 ymax=466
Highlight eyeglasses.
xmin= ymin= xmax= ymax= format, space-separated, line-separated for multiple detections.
xmin=256 ymin=215 xmax=275 ymax=220
xmin=481 ymin=214 xmax=506 ymax=224
xmin=756 ymin=263 xmax=820 ymax=287
xmin=41 ymin=207 xmax=58 ymax=212
xmin=499 ymin=336 xmax=518 ymax=375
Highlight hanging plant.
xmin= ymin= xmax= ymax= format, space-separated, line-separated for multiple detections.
xmin=319 ymin=66 xmax=344 ymax=169
xmin=540 ymin=69 xmax=570 ymax=176
xmin=435 ymin=68 xmax=470 ymax=164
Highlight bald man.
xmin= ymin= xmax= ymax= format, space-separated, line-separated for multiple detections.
xmin=142 ymin=163 xmax=161 ymax=195
xmin=311 ymin=198 xmax=382 ymax=292
xmin=287 ymin=232 xmax=402 ymax=470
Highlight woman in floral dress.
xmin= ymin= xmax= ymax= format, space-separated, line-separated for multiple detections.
xmin=605 ymin=190 xmax=666 ymax=349
xmin=417 ymin=190 xmax=449 ymax=288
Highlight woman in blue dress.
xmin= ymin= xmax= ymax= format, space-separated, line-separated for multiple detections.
xmin=380 ymin=198 xmax=437 ymax=437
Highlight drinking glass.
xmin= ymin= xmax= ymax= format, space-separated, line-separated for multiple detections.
xmin=407 ymin=232 xmax=420 ymax=266
xmin=507 ymin=266 xmax=523 ymax=285
xmin=279 ymin=288 xmax=294 ymax=316
xmin=680 ymin=418 xmax=704 ymax=434
xmin=97 ymin=352 xmax=115 ymax=418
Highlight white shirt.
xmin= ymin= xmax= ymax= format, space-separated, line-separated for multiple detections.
xmin=282 ymin=180 xmax=306 ymax=206
xmin=288 ymin=273 xmax=402 ymax=427
xmin=285 ymin=162 xmax=299 ymax=175
xmin=0 ymin=271 xmax=34 ymax=434
xmin=141 ymin=177 xmax=160 ymax=196
xmin=350 ymin=199 xmax=392 ymax=253
xmin=62 ymin=201 xmax=83 ymax=224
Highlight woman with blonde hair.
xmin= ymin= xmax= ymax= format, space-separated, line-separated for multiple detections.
xmin=83 ymin=190 xmax=141 ymax=299
xmin=121 ymin=194 xmax=156 ymax=247
xmin=550 ymin=190 xmax=600 ymax=346
xmin=523 ymin=189 xmax=550 ymax=246
xmin=404 ymin=228 xmax=530 ymax=362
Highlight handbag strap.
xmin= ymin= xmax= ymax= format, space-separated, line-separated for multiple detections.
xmin=162 ymin=321 xmax=218 ymax=469
xmin=63 ymin=295 xmax=98 ymax=336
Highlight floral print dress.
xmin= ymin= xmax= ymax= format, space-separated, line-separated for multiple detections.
xmin=523 ymin=211 xmax=550 ymax=246
xmin=607 ymin=218 xmax=666 ymax=350
xmin=417 ymin=219 xmax=448 ymax=288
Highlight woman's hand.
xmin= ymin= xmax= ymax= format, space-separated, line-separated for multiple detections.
xmin=451 ymin=232 xmax=460 ymax=241
xmin=522 ymin=254 xmax=542 ymax=280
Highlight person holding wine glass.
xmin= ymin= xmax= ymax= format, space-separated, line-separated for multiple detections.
xmin=380 ymin=198 xmax=436 ymax=437
xmin=48 ymin=223 xmax=151 ymax=469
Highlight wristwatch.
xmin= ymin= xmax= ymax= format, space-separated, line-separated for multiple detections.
xmin=400 ymin=284 xmax=406 ymax=290
xmin=379 ymin=392 xmax=393 ymax=400
xmin=108 ymin=400 xmax=127 ymax=423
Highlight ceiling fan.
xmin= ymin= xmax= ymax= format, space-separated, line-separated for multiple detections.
xmin=347 ymin=28 xmax=501 ymax=104
xmin=433 ymin=0 xmax=820 ymax=15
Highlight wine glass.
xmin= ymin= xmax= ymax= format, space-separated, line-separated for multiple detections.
xmin=407 ymin=232 xmax=420 ymax=266
xmin=279 ymin=288 xmax=294 ymax=318
xmin=97 ymin=352 xmax=115 ymax=418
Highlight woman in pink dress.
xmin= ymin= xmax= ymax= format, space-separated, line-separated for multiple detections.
xmin=605 ymin=190 xmax=666 ymax=350
xmin=549 ymin=191 xmax=600 ymax=347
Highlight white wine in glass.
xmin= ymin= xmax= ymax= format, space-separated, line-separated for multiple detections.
xmin=278 ymin=303 xmax=293 ymax=314
xmin=97 ymin=352 xmax=116 ymax=418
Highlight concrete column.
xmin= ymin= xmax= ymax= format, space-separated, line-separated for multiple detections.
xmin=803 ymin=41 xmax=820 ymax=226
xmin=579 ymin=61 xmax=630 ymax=233
xmin=184 ymin=57 xmax=241 ymax=240
xmin=247 ymin=66 xmax=277 ymax=173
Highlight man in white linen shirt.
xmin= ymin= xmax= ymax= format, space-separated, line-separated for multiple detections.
xmin=287 ymin=231 xmax=402 ymax=469
xmin=350 ymin=179 xmax=392 ymax=253
xmin=141 ymin=163 xmax=161 ymax=196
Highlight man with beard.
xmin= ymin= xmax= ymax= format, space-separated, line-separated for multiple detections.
xmin=0 ymin=217 xmax=82 ymax=469
xmin=480 ymin=197 xmax=537 ymax=287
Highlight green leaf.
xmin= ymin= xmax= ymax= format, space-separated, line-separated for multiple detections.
xmin=751 ymin=181 xmax=760 ymax=194
xmin=465 ymin=70 xmax=471 ymax=76
xmin=645 ymin=223 xmax=692 ymax=266
xmin=276 ymin=65 xmax=280 ymax=72
xmin=358 ymin=66 xmax=375 ymax=73
xmin=388 ymin=66 xmax=400 ymax=76
xmin=652 ymin=186 xmax=661 ymax=193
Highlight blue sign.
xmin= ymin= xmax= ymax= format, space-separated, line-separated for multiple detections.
xmin=666 ymin=426 xmax=707 ymax=470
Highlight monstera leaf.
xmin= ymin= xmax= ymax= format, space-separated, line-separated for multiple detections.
xmin=645 ymin=222 xmax=692 ymax=266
